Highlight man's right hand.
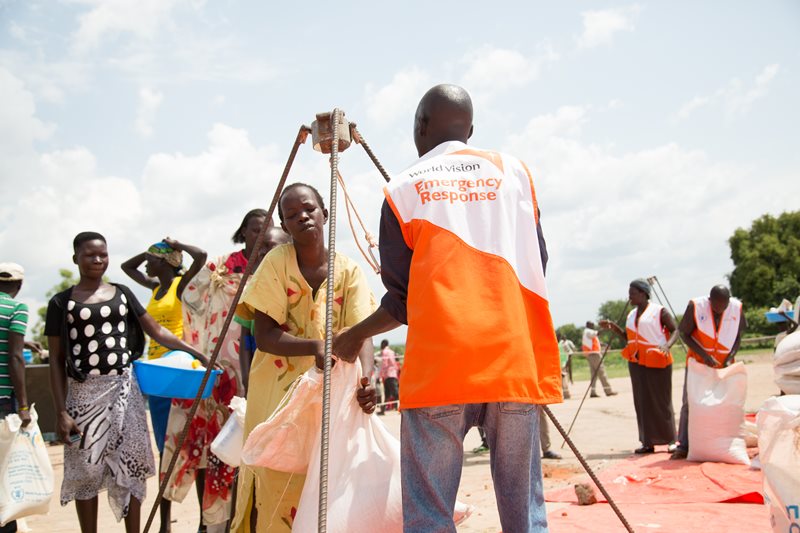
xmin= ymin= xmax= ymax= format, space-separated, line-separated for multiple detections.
xmin=57 ymin=411 xmax=81 ymax=446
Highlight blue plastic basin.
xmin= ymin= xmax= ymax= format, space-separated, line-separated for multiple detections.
xmin=765 ymin=310 xmax=797 ymax=323
xmin=133 ymin=358 xmax=221 ymax=399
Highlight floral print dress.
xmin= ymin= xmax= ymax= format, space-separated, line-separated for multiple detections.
xmin=231 ymin=243 xmax=376 ymax=532
xmin=160 ymin=251 xmax=247 ymax=526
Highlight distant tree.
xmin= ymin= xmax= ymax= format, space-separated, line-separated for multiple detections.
xmin=597 ymin=299 xmax=630 ymax=349
xmin=555 ymin=323 xmax=582 ymax=347
xmin=33 ymin=269 xmax=78 ymax=348
xmin=729 ymin=211 xmax=800 ymax=308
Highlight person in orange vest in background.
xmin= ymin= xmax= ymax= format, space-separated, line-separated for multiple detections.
xmin=601 ymin=279 xmax=679 ymax=454
xmin=334 ymin=83 xmax=562 ymax=532
xmin=670 ymin=285 xmax=747 ymax=460
xmin=581 ymin=321 xmax=617 ymax=398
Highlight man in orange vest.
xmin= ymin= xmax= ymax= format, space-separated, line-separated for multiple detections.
xmin=671 ymin=285 xmax=747 ymax=460
xmin=334 ymin=84 xmax=561 ymax=532
xmin=582 ymin=321 xmax=617 ymax=397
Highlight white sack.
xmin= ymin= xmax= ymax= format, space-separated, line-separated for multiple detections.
xmin=687 ymin=359 xmax=750 ymax=465
xmin=774 ymin=331 xmax=800 ymax=394
xmin=756 ymin=395 xmax=800 ymax=533
xmin=242 ymin=361 xmax=472 ymax=532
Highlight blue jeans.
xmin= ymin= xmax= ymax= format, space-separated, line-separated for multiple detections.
xmin=401 ymin=403 xmax=548 ymax=533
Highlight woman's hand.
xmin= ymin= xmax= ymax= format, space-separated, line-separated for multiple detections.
xmin=57 ymin=411 xmax=82 ymax=446
xmin=356 ymin=376 xmax=377 ymax=414
xmin=163 ymin=237 xmax=181 ymax=251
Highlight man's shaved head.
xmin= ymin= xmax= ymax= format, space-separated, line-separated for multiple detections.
xmin=709 ymin=284 xmax=731 ymax=314
xmin=414 ymin=84 xmax=474 ymax=157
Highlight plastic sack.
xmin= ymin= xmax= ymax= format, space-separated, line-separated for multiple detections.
xmin=0 ymin=406 xmax=54 ymax=526
xmin=756 ymin=395 xmax=800 ymax=532
xmin=242 ymin=361 xmax=472 ymax=532
xmin=686 ymin=359 xmax=750 ymax=465
xmin=774 ymin=331 xmax=800 ymax=394
xmin=210 ymin=396 xmax=247 ymax=466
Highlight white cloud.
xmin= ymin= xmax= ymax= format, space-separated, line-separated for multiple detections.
xmin=459 ymin=44 xmax=558 ymax=94
xmin=675 ymin=63 xmax=781 ymax=121
xmin=364 ymin=67 xmax=430 ymax=125
xmin=504 ymin=105 xmax=798 ymax=327
xmin=577 ymin=5 xmax=641 ymax=49
xmin=135 ymin=87 xmax=163 ymax=137
xmin=69 ymin=0 xmax=188 ymax=53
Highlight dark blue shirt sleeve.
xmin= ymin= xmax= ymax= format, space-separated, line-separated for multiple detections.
xmin=379 ymin=200 xmax=411 ymax=325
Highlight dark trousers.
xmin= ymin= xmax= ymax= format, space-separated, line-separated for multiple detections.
xmin=381 ymin=377 xmax=399 ymax=412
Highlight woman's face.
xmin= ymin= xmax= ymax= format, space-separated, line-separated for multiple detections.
xmin=628 ymin=285 xmax=647 ymax=306
xmin=280 ymin=187 xmax=326 ymax=245
xmin=75 ymin=239 xmax=109 ymax=280
xmin=243 ymin=216 xmax=267 ymax=253
xmin=145 ymin=255 xmax=167 ymax=277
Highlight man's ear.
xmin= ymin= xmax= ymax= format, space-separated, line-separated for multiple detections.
xmin=280 ymin=221 xmax=288 ymax=233
xmin=323 ymin=208 xmax=329 ymax=223
xmin=72 ymin=254 xmax=78 ymax=265
xmin=468 ymin=124 xmax=474 ymax=139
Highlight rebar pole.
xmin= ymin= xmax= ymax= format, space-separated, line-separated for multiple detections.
xmin=545 ymin=406 xmax=635 ymax=533
xmin=352 ymin=125 xmax=391 ymax=183
xmin=318 ymin=109 xmax=342 ymax=533
xmin=143 ymin=124 xmax=310 ymax=533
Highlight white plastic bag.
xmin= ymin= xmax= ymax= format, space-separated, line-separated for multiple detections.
xmin=210 ymin=396 xmax=247 ymax=466
xmin=756 ymin=395 xmax=800 ymax=532
xmin=0 ymin=406 xmax=54 ymax=526
xmin=686 ymin=359 xmax=750 ymax=465
xmin=243 ymin=361 xmax=472 ymax=532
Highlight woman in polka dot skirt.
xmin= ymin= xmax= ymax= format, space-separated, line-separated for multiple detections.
xmin=45 ymin=232 xmax=210 ymax=533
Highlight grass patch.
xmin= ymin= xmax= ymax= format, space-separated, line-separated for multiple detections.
xmin=566 ymin=345 xmax=774 ymax=382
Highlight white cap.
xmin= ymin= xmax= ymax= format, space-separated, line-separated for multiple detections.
xmin=0 ymin=262 xmax=24 ymax=281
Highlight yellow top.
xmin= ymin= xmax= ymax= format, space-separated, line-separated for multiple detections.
xmin=145 ymin=276 xmax=183 ymax=359
xmin=232 ymin=243 xmax=376 ymax=532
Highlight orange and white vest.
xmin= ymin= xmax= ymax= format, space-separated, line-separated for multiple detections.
xmin=582 ymin=329 xmax=601 ymax=353
xmin=384 ymin=141 xmax=561 ymax=408
xmin=687 ymin=296 xmax=742 ymax=366
xmin=621 ymin=303 xmax=673 ymax=368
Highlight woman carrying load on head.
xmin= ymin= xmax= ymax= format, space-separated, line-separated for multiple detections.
xmin=46 ymin=232 xmax=207 ymax=533
xmin=600 ymin=278 xmax=680 ymax=454
xmin=121 ymin=237 xmax=207 ymax=532
xmin=158 ymin=210 xmax=288 ymax=532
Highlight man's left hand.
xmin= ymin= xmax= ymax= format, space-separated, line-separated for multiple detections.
xmin=333 ymin=328 xmax=363 ymax=363
xmin=356 ymin=377 xmax=377 ymax=414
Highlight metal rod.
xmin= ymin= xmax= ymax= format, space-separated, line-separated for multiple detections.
xmin=560 ymin=302 xmax=630 ymax=448
xmin=143 ymin=125 xmax=310 ymax=533
xmin=352 ymin=125 xmax=391 ymax=183
xmin=318 ymin=109 xmax=342 ymax=533
xmin=647 ymin=276 xmax=690 ymax=354
xmin=545 ymin=406 xmax=635 ymax=533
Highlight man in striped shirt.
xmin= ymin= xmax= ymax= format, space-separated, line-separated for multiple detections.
xmin=0 ymin=262 xmax=31 ymax=430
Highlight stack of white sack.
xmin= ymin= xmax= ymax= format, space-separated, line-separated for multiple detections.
xmin=756 ymin=395 xmax=800 ymax=533
xmin=774 ymin=330 xmax=800 ymax=394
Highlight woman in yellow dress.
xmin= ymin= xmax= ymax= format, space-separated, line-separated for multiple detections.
xmin=232 ymin=183 xmax=377 ymax=532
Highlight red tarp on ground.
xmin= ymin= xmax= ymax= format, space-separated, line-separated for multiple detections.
xmin=545 ymin=453 xmax=764 ymax=504
xmin=547 ymin=502 xmax=771 ymax=533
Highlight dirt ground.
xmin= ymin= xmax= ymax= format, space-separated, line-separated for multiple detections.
xmin=20 ymin=353 xmax=778 ymax=532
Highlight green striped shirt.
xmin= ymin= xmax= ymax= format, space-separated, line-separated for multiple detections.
xmin=0 ymin=292 xmax=28 ymax=400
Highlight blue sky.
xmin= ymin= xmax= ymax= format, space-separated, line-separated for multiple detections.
xmin=1 ymin=1 xmax=798 ymax=342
